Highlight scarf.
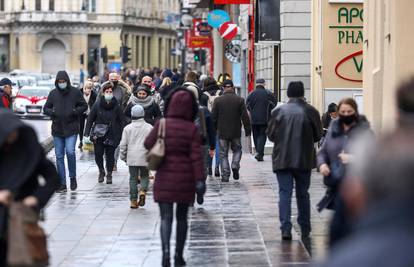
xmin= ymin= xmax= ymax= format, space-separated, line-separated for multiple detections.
xmin=128 ymin=95 xmax=154 ymax=109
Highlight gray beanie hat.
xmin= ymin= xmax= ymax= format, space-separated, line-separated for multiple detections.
xmin=131 ymin=104 xmax=145 ymax=119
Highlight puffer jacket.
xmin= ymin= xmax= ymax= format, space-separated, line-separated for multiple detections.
xmin=43 ymin=71 xmax=88 ymax=137
xmin=144 ymin=90 xmax=204 ymax=204
xmin=119 ymin=119 xmax=153 ymax=166
xmin=267 ymin=98 xmax=323 ymax=171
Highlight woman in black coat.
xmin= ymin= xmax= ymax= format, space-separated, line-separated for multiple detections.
xmin=84 ymin=82 xmax=125 ymax=184
xmin=124 ymin=85 xmax=162 ymax=125
xmin=0 ymin=110 xmax=60 ymax=266
xmin=78 ymin=80 xmax=97 ymax=149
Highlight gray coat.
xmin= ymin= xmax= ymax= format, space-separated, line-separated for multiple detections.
xmin=267 ymin=98 xmax=323 ymax=171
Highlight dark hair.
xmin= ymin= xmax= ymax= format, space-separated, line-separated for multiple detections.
xmin=101 ymin=82 xmax=114 ymax=92
xmin=338 ymin=98 xmax=359 ymax=115
xmin=203 ymin=77 xmax=217 ymax=89
xmin=287 ymin=81 xmax=305 ymax=98
xmin=397 ymin=77 xmax=414 ymax=113
xmin=328 ymin=103 xmax=338 ymax=113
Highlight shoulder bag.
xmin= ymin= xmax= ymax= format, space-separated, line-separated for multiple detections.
xmin=146 ymin=118 xmax=166 ymax=170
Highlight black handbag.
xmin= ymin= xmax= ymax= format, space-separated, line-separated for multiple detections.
xmin=323 ymin=160 xmax=346 ymax=188
xmin=90 ymin=123 xmax=110 ymax=140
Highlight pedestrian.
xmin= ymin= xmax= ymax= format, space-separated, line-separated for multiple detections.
xmin=246 ymin=78 xmax=277 ymax=161
xmin=200 ymin=77 xmax=222 ymax=177
xmin=144 ymin=89 xmax=205 ymax=267
xmin=0 ymin=78 xmax=13 ymax=109
xmin=141 ymin=75 xmax=153 ymax=89
xmin=0 ymin=110 xmax=60 ymax=266
xmin=43 ymin=71 xmax=88 ymax=192
xmin=105 ymin=72 xmax=132 ymax=111
xmin=266 ymin=81 xmax=323 ymax=240
xmin=120 ymin=105 xmax=153 ymax=209
xmin=84 ymin=82 xmax=126 ymax=184
xmin=185 ymin=71 xmax=198 ymax=84
xmin=322 ymin=103 xmax=338 ymax=131
xmin=317 ymin=98 xmax=372 ymax=246
xmin=317 ymin=78 xmax=414 ymax=267
xmin=92 ymin=75 xmax=101 ymax=93
xmin=212 ymin=79 xmax=251 ymax=182
xmin=125 ymin=85 xmax=162 ymax=125
xmin=183 ymin=83 xmax=216 ymax=184
xmin=78 ymin=79 xmax=97 ymax=150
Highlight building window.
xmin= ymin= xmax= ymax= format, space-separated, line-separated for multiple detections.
xmin=35 ymin=0 xmax=41 ymax=11
xmin=86 ymin=0 xmax=96 ymax=12
xmin=49 ymin=0 xmax=54 ymax=11
xmin=0 ymin=0 xmax=4 ymax=11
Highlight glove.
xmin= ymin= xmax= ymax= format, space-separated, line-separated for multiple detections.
xmin=195 ymin=180 xmax=206 ymax=195
xmin=83 ymin=136 xmax=91 ymax=144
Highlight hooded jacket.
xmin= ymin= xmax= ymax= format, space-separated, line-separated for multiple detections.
xmin=43 ymin=71 xmax=88 ymax=137
xmin=0 ymin=110 xmax=59 ymax=247
xmin=144 ymin=90 xmax=204 ymax=204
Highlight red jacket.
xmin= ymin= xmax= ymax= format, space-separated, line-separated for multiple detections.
xmin=0 ymin=90 xmax=11 ymax=109
xmin=144 ymin=90 xmax=204 ymax=204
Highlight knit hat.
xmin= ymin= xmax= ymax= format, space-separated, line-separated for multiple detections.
xmin=287 ymin=81 xmax=305 ymax=98
xmin=133 ymin=84 xmax=151 ymax=96
xmin=131 ymin=104 xmax=145 ymax=119
xmin=183 ymin=82 xmax=199 ymax=101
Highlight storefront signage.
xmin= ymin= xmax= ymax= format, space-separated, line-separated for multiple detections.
xmin=335 ymin=50 xmax=363 ymax=82
xmin=214 ymin=0 xmax=250 ymax=4
xmin=207 ymin=10 xmax=230 ymax=29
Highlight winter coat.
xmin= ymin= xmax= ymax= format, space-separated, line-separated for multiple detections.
xmin=0 ymin=89 xmax=12 ymax=109
xmin=144 ymin=90 xmax=204 ymax=204
xmin=119 ymin=119 xmax=153 ymax=166
xmin=43 ymin=71 xmax=88 ymax=137
xmin=246 ymin=86 xmax=277 ymax=125
xmin=212 ymin=91 xmax=251 ymax=140
xmin=84 ymin=96 xmax=126 ymax=147
xmin=267 ymin=98 xmax=323 ymax=171
xmin=98 ymin=80 xmax=131 ymax=111
xmin=200 ymin=84 xmax=222 ymax=108
xmin=80 ymin=89 xmax=97 ymax=118
xmin=124 ymin=96 xmax=162 ymax=125
xmin=0 ymin=110 xmax=59 ymax=257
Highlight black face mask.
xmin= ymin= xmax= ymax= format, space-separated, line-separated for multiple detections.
xmin=112 ymin=81 xmax=118 ymax=88
xmin=339 ymin=114 xmax=357 ymax=125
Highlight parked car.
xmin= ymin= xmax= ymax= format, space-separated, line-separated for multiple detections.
xmin=13 ymin=86 xmax=51 ymax=118
xmin=37 ymin=80 xmax=55 ymax=89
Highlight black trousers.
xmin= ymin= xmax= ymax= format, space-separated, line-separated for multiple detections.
xmin=252 ymin=124 xmax=267 ymax=157
xmin=158 ymin=203 xmax=189 ymax=257
xmin=79 ymin=115 xmax=87 ymax=144
xmin=94 ymin=141 xmax=116 ymax=172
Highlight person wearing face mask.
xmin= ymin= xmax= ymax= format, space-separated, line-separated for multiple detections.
xmin=0 ymin=110 xmax=60 ymax=266
xmin=78 ymin=80 xmax=97 ymax=149
xmin=101 ymin=72 xmax=131 ymax=111
xmin=84 ymin=83 xmax=126 ymax=184
xmin=43 ymin=71 xmax=88 ymax=192
xmin=317 ymin=98 xmax=372 ymax=246
xmin=124 ymin=85 xmax=162 ymax=125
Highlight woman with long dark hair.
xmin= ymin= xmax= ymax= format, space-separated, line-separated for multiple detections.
xmin=144 ymin=89 xmax=205 ymax=267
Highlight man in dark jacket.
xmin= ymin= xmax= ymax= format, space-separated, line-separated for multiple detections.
xmin=43 ymin=71 xmax=88 ymax=192
xmin=212 ymin=79 xmax=251 ymax=182
xmin=0 ymin=78 xmax=13 ymax=109
xmin=246 ymin=78 xmax=277 ymax=161
xmin=267 ymin=81 xmax=322 ymax=240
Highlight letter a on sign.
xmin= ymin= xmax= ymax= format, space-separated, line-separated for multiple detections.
xmin=214 ymin=0 xmax=250 ymax=4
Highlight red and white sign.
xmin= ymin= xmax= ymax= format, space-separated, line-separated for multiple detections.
xmin=214 ymin=0 xmax=250 ymax=4
xmin=219 ymin=22 xmax=238 ymax=40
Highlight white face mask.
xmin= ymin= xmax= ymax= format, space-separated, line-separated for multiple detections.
xmin=58 ymin=82 xmax=67 ymax=90
xmin=104 ymin=93 xmax=113 ymax=101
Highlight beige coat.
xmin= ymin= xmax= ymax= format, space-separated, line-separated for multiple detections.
xmin=120 ymin=119 xmax=153 ymax=166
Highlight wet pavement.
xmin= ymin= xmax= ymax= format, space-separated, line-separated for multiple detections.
xmin=43 ymin=148 xmax=331 ymax=267
xmin=23 ymin=118 xmax=52 ymax=142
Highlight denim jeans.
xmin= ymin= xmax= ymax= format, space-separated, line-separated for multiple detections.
xmin=219 ymin=138 xmax=242 ymax=178
xmin=129 ymin=166 xmax=149 ymax=200
xmin=275 ymin=169 xmax=311 ymax=234
xmin=252 ymin=124 xmax=267 ymax=157
xmin=208 ymin=135 xmax=221 ymax=170
xmin=53 ymin=135 xmax=77 ymax=185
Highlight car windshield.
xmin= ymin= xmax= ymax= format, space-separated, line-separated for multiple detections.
xmin=16 ymin=79 xmax=30 ymax=86
xmin=19 ymin=88 xmax=50 ymax=97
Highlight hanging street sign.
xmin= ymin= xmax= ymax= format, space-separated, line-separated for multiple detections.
xmin=207 ymin=10 xmax=230 ymax=29
xmin=225 ymin=40 xmax=242 ymax=63
xmin=219 ymin=22 xmax=239 ymax=40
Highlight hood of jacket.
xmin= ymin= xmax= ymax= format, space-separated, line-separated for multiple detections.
xmin=0 ymin=109 xmax=42 ymax=190
xmin=54 ymin=70 xmax=71 ymax=90
xmin=165 ymin=89 xmax=197 ymax=121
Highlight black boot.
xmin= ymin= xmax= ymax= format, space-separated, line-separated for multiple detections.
xmin=175 ymin=219 xmax=188 ymax=266
xmin=161 ymin=219 xmax=172 ymax=267
xmin=98 ymin=169 xmax=105 ymax=183
xmin=70 ymin=178 xmax=77 ymax=190
xmin=214 ymin=166 xmax=220 ymax=177
xmin=56 ymin=184 xmax=67 ymax=193
xmin=207 ymin=167 xmax=212 ymax=176
xmin=106 ymin=172 xmax=112 ymax=184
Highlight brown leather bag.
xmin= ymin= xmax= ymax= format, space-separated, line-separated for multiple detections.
xmin=7 ymin=202 xmax=49 ymax=267
xmin=146 ymin=118 xmax=166 ymax=170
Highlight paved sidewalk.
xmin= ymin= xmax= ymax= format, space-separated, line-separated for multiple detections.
xmin=43 ymin=149 xmax=330 ymax=267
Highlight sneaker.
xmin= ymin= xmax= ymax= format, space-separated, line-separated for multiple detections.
xmin=214 ymin=167 xmax=220 ymax=177
xmin=221 ymin=177 xmax=229 ymax=182
xmin=254 ymin=154 xmax=264 ymax=162
xmin=70 ymin=178 xmax=77 ymax=190
xmin=106 ymin=172 xmax=112 ymax=184
xmin=138 ymin=192 xmax=146 ymax=207
xmin=130 ymin=200 xmax=138 ymax=209
xmin=56 ymin=184 xmax=67 ymax=193
xmin=282 ymin=231 xmax=292 ymax=241
xmin=232 ymin=169 xmax=239 ymax=180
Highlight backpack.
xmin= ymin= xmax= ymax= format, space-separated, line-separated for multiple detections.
xmin=204 ymin=90 xmax=220 ymax=112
